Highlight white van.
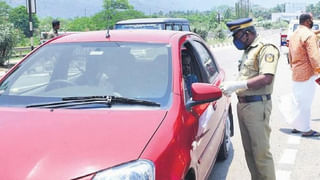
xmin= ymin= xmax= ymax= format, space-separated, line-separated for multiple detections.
xmin=280 ymin=19 xmax=320 ymax=62
xmin=287 ymin=19 xmax=320 ymax=43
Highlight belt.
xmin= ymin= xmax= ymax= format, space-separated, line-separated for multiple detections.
xmin=237 ymin=94 xmax=271 ymax=103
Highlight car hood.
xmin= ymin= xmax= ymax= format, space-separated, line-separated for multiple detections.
xmin=0 ymin=107 xmax=167 ymax=180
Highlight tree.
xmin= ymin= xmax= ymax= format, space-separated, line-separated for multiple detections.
xmin=235 ymin=0 xmax=250 ymax=18
xmin=8 ymin=6 xmax=39 ymax=37
xmin=81 ymin=0 xmax=145 ymax=30
xmin=0 ymin=23 xmax=16 ymax=66
xmin=271 ymin=3 xmax=285 ymax=13
xmin=103 ymin=0 xmax=133 ymax=29
xmin=65 ymin=17 xmax=98 ymax=31
xmin=103 ymin=0 xmax=133 ymax=10
xmin=252 ymin=5 xmax=271 ymax=20
xmin=0 ymin=1 xmax=11 ymax=24
xmin=223 ymin=7 xmax=235 ymax=21
xmin=307 ymin=2 xmax=320 ymax=19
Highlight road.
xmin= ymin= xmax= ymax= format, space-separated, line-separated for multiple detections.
xmin=208 ymin=29 xmax=320 ymax=180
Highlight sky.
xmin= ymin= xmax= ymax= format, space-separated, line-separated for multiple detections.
xmin=4 ymin=0 xmax=320 ymax=18
xmin=132 ymin=0 xmax=320 ymax=10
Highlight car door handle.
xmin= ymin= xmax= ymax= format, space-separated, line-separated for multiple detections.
xmin=192 ymin=129 xmax=210 ymax=149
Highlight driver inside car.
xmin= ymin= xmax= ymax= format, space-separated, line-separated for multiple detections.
xmin=182 ymin=51 xmax=198 ymax=97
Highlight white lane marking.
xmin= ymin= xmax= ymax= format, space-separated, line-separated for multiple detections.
xmin=276 ymin=170 xmax=291 ymax=180
xmin=287 ymin=135 xmax=301 ymax=145
xmin=279 ymin=149 xmax=298 ymax=164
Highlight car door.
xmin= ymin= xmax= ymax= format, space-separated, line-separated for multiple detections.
xmin=182 ymin=39 xmax=226 ymax=179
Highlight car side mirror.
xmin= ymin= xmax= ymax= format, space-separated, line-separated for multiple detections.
xmin=186 ymin=83 xmax=222 ymax=111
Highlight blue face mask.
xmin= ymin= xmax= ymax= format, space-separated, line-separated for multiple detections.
xmin=233 ymin=39 xmax=246 ymax=50
xmin=233 ymin=32 xmax=247 ymax=50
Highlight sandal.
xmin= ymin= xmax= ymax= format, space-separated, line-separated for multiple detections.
xmin=302 ymin=130 xmax=320 ymax=137
xmin=291 ymin=129 xmax=301 ymax=133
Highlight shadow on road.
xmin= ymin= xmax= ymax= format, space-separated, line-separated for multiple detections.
xmin=279 ymin=128 xmax=320 ymax=140
xmin=279 ymin=128 xmax=295 ymax=135
xmin=208 ymin=143 xmax=234 ymax=180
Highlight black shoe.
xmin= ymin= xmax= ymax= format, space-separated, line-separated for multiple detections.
xmin=302 ymin=130 xmax=320 ymax=137
xmin=291 ymin=129 xmax=301 ymax=133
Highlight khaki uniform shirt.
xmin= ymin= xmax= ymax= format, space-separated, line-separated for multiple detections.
xmin=236 ymin=36 xmax=280 ymax=97
xmin=289 ymin=25 xmax=320 ymax=81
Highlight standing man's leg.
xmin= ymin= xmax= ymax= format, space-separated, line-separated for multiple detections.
xmin=292 ymin=76 xmax=316 ymax=132
xmin=237 ymin=103 xmax=259 ymax=180
xmin=238 ymin=101 xmax=275 ymax=180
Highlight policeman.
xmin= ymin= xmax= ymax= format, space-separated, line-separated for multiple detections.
xmin=220 ymin=18 xmax=279 ymax=180
xmin=48 ymin=19 xmax=60 ymax=38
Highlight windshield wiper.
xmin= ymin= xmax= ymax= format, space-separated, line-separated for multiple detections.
xmin=26 ymin=96 xmax=160 ymax=108
xmin=63 ymin=96 xmax=160 ymax=106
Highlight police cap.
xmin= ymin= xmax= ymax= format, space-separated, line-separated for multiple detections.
xmin=226 ymin=18 xmax=253 ymax=35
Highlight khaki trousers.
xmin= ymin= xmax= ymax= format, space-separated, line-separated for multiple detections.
xmin=237 ymin=100 xmax=276 ymax=180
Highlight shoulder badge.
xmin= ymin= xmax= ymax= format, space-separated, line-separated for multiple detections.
xmin=265 ymin=53 xmax=274 ymax=63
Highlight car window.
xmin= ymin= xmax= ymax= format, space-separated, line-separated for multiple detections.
xmin=313 ymin=24 xmax=319 ymax=30
xmin=115 ymin=24 xmax=162 ymax=30
xmin=165 ymin=24 xmax=173 ymax=30
xmin=182 ymin=25 xmax=190 ymax=31
xmin=0 ymin=42 xmax=172 ymax=107
xmin=173 ymin=24 xmax=181 ymax=31
xmin=115 ymin=18 xmax=191 ymax=31
xmin=191 ymin=41 xmax=218 ymax=82
xmin=6 ymin=48 xmax=57 ymax=94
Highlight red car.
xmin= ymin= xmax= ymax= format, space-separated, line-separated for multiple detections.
xmin=0 ymin=30 xmax=233 ymax=180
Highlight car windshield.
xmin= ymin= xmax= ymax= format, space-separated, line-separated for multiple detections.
xmin=293 ymin=23 xmax=319 ymax=31
xmin=0 ymin=42 xmax=172 ymax=108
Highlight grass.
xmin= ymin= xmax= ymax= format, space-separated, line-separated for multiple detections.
xmin=0 ymin=56 xmax=23 ymax=71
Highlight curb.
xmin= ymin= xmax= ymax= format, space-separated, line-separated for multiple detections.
xmin=210 ymin=42 xmax=233 ymax=49
xmin=0 ymin=71 xmax=6 ymax=78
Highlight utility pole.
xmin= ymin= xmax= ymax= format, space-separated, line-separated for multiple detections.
xmin=235 ymin=0 xmax=250 ymax=18
xmin=26 ymin=0 xmax=36 ymax=50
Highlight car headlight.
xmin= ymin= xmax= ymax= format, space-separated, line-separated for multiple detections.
xmin=92 ymin=160 xmax=155 ymax=180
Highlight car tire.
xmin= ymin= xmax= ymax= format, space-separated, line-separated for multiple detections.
xmin=228 ymin=105 xmax=234 ymax=137
xmin=217 ymin=110 xmax=232 ymax=161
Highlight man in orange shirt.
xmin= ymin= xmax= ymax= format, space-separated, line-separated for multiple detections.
xmin=288 ymin=13 xmax=320 ymax=137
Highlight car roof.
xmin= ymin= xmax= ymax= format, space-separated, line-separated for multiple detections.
xmin=50 ymin=30 xmax=193 ymax=44
xmin=289 ymin=19 xmax=298 ymax=24
xmin=289 ymin=19 xmax=320 ymax=24
xmin=49 ymin=30 xmax=194 ymax=44
xmin=116 ymin=18 xmax=190 ymax=25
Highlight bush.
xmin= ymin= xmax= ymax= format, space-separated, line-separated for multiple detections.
xmin=213 ymin=25 xmax=227 ymax=40
xmin=262 ymin=22 xmax=272 ymax=29
xmin=0 ymin=23 xmax=16 ymax=66
xmin=193 ymin=28 xmax=208 ymax=40
xmin=271 ymin=20 xmax=289 ymax=29
xmin=257 ymin=20 xmax=288 ymax=30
